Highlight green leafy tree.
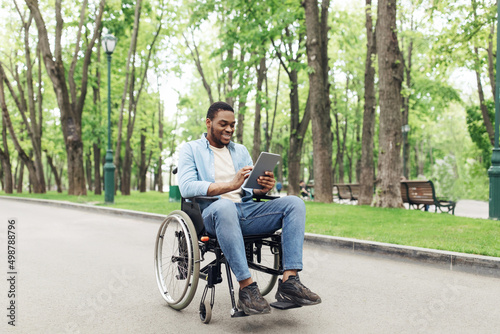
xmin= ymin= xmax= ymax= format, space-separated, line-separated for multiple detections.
xmin=466 ymin=100 xmax=495 ymax=168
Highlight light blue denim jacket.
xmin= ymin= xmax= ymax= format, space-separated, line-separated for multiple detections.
xmin=178 ymin=133 xmax=254 ymax=208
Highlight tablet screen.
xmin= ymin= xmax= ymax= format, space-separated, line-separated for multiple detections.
xmin=242 ymin=152 xmax=281 ymax=189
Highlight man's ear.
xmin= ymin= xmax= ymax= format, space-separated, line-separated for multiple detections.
xmin=206 ymin=118 xmax=211 ymax=129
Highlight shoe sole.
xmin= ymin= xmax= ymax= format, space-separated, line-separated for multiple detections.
xmin=237 ymin=300 xmax=271 ymax=315
xmin=276 ymin=291 xmax=322 ymax=306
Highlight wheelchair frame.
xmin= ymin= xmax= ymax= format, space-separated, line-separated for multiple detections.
xmin=154 ymin=195 xmax=284 ymax=324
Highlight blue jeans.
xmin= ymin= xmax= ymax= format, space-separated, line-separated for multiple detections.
xmin=202 ymin=196 xmax=306 ymax=281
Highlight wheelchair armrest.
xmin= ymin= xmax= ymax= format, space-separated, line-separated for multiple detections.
xmin=184 ymin=196 xmax=219 ymax=203
xmin=253 ymin=194 xmax=280 ymax=202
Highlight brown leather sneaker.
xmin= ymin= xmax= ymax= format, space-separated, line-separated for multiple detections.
xmin=276 ymin=275 xmax=321 ymax=306
xmin=238 ymin=282 xmax=271 ymax=315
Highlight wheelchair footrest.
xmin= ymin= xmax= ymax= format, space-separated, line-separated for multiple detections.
xmin=270 ymin=301 xmax=302 ymax=310
xmin=231 ymin=309 xmax=248 ymax=318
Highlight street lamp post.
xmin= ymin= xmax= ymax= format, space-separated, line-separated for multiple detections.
xmin=102 ymin=34 xmax=117 ymax=204
xmin=489 ymin=4 xmax=500 ymax=219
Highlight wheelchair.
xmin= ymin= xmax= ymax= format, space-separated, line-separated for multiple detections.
xmin=154 ymin=193 xmax=289 ymax=324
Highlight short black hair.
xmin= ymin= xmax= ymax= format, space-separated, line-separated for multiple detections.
xmin=207 ymin=101 xmax=234 ymax=120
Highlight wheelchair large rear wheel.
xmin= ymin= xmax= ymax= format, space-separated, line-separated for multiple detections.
xmin=247 ymin=238 xmax=280 ymax=296
xmin=155 ymin=210 xmax=200 ymax=310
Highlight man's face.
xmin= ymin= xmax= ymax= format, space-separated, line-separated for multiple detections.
xmin=206 ymin=109 xmax=236 ymax=148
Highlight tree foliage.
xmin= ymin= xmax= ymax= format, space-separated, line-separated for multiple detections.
xmin=0 ymin=0 xmax=494 ymax=202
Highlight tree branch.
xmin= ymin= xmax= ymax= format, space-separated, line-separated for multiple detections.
xmin=183 ymin=30 xmax=214 ymax=104
xmin=75 ymin=0 xmax=105 ymax=118
xmin=69 ymin=0 xmax=89 ymax=106
xmin=54 ymin=0 xmax=63 ymax=61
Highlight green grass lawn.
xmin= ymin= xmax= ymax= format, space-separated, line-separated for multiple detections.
xmin=2 ymin=190 xmax=499 ymax=257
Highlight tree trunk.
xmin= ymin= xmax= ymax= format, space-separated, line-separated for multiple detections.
xmin=121 ymin=84 xmax=135 ymax=195
xmin=225 ymin=46 xmax=234 ymax=107
xmin=115 ymin=0 xmax=143 ymax=193
xmin=122 ymin=138 xmax=132 ymax=194
xmin=487 ymin=22 xmax=496 ymax=102
xmin=471 ymin=0 xmax=494 ymax=145
xmin=474 ymin=51 xmax=495 ymax=145
xmin=251 ymin=56 xmax=266 ymax=163
xmin=236 ymin=52 xmax=248 ymax=144
xmin=401 ymin=20 xmax=413 ymax=179
xmin=264 ymin=66 xmax=279 ymax=153
xmin=17 ymin=11 xmax=46 ymax=193
xmin=303 ymin=0 xmax=333 ymax=203
xmin=45 ymin=158 xmax=52 ymax=191
xmin=25 ymin=0 xmax=105 ymax=195
xmin=273 ymin=29 xmax=311 ymax=196
xmin=0 ymin=65 xmax=41 ymax=194
xmin=287 ymin=74 xmax=310 ymax=196
xmin=414 ymin=143 xmax=424 ymax=177
xmin=354 ymin=95 xmax=361 ymax=182
xmin=334 ymin=111 xmax=348 ymax=184
xmin=0 ymin=114 xmax=13 ymax=193
xmin=91 ymin=31 xmax=102 ymax=195
xmin=347 ymin=114 xmax=357 ymax=184
xmin=139 ymin=130 xmax=147 ymax=192
xmin=119 ymin=2 xmax=161 ymax=195
xmin=359 ymin=0 xmax=377 ymax=205
xmin=46 ymin=153 xmax=62 ymax=193
xmin=85 ymin=149 xmax=92 ymax=191
xmin=0 ymin=155 xmax=14 ymax=194
xmin=274 ymin=133 xmax=284 ymax=184
xmin=157 ymin=99 xmax=164 ymax=193
xmin=93 ymin=143 xmax=101 ymax=194
xmin=17 ymin=160 xmax=24 ymax=193
xmin=0 ymin=64 xmax=44 ymax=193
xmin=373 ymin=0 xmax=404 ymax=208
xmin=236 ymin=100 xmax=246 ymax=144
xmin=274 ymin=32 xmax=306 ymax=194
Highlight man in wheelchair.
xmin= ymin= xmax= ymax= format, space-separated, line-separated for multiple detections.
xmin=177 ymin=101 xmax=321 ymax=315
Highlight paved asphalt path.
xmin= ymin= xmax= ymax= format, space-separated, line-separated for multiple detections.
xmin=1 ymin=199 xmax=499 ymax=334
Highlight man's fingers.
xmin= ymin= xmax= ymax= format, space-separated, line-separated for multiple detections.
xmin=258 ymin=175 xmax=275 ymax=190
xmin=264 ymin=171 xmax=275 ymax=177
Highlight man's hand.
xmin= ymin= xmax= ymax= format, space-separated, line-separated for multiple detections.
xmin=207 ymin=166 xmax=252 ymax=196
xmin=254 ymin=171 xmax=275 ymax=195
xmin=233 ymin=166 xmax=253 ymax=188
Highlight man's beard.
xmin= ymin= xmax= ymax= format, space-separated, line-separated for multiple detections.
xmin=211 ymin=126 xmax=228 ymax=147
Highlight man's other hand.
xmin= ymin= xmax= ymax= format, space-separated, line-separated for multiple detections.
xmin=255 ymin=171 xmax=275 ymax=195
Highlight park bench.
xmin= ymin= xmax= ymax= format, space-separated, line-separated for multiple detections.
xmin=333 ymin=181 xmax=455 ymax=215
xmin=400 ymin=182 xmax=410 ymax=204
xmin=349 ymin=184 xmax=360 ymax=201
xmin=333 ymin=183 xmax=358 ymax=203
xmin=401 ymin=180 xmax=456 ymax=214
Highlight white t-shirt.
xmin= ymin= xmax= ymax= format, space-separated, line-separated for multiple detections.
xmin=210 ymin=145 xmax=242 ymax=203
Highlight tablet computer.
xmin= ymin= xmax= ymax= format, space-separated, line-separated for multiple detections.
xmin=242 ymin=152 xmax=281 ymax=189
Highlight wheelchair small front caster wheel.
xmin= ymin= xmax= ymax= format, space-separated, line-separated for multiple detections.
xmin=199 ymin=299 xmax=212 ymax=324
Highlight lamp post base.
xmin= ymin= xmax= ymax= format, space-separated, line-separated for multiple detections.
xmin=488 ymin=148 xmax=500 ymax=220
xmin=104 ymin=149 xmax=116 ymax=204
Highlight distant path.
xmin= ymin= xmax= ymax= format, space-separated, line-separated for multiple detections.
xmin=1 ymin=199 xmax=499 ymax=333
xmin=455 ymin=199 xmax=489 ymax=219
